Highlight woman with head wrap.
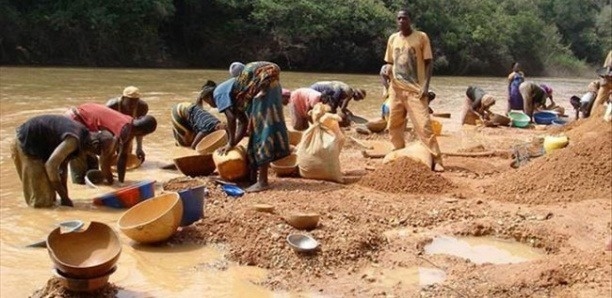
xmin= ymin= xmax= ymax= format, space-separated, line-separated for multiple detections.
xmin=518 ymin=82 xmax=555 ymax=121
xmin=507 ymin=62 xmax=525 ymax=113
xmin=201 ymin=61 xmax=290 ymax=192
xmin=461 ymin=86 xmax=496 ymax=125
xmin=171 ymin=81 xmax=226 ymax=148
xmin=229 ymin=62 xmax=245 ymax=77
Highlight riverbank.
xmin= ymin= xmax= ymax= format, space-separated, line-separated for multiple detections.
xmin=38 ymin=111 xmax=610 ymax=297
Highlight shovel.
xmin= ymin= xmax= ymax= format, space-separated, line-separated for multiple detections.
xmin=431 ymin=112 xmax=451 ymax=118
xmin=26 ymin=220 xmax=84 ymax=248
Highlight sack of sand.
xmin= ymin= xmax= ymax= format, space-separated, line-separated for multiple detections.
xmin=297 ymin=103 xmax=344 ymax=183
xmin=383 ymin=141 xmax=433 ymax=169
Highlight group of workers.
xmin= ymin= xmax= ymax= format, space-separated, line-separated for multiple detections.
xmin=11 ymin=7 xmax=612 ymax=208
xmin=12 ymin=87 xmax=157 ymax=207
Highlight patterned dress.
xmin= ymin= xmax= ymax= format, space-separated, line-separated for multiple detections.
xmin=223 ymin=61 xmax=290 ymax=167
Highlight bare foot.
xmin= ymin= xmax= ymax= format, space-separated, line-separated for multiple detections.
xmin=245 ymin=182 xmax=270 ymax=193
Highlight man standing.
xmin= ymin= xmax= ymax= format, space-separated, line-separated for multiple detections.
xmin=384 ymin=9 xmax=443 ymax=170
xmin=11 ymin=115 xmax=113 ymax=207
xmin=106 ymin=86 xmax=149 ymax=162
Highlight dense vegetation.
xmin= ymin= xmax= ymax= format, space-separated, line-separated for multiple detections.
xmin=1 ymin=0 xmax=610 ymax=76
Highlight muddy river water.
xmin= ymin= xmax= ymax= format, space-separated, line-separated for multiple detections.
xmin=0 ymin=67 xmax=592 ymax=296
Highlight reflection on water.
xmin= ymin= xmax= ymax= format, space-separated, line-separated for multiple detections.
xmin=424 ymin=235 xmax=543 ymax=264
xmin=0 ymin=67 xmax=589 ymax=296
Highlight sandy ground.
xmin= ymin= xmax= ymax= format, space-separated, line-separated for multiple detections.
xmin=34 ymin=112 xmax=611 ymax=297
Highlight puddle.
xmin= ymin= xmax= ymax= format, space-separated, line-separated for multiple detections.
xmin=424 ymin=235 xmax=543 ymax=264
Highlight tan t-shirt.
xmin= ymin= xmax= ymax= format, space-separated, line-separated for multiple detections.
xmin=384 ymin=30 xmax=433 ymax=93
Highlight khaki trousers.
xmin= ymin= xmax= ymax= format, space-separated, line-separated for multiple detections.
xmin=591 ymin=78 xmax=611 ymax=116
xmin=11 ymin=141 xmax=56 ymax=207
xmin=387 ymin=86 xmax=442 ymax=162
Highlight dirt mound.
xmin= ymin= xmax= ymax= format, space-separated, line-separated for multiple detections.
xmin=358 ymin=157 xmax=455 ymax=193
xmin=487 ymin=117 xmax=612 ymax=204
xmin=31 ymin=278 xmax=120 ymax=297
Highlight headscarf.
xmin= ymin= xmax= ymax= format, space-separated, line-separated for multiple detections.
xmin=229 ymin=62 xmax=245 ymax=77
xmin=282 ymin=88 xmax=292 ymax=97
xmin=540 ymin=84 xmax=553 ymax=98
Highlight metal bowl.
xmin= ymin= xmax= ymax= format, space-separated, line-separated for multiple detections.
xmin=53 ymin=266 xmax=116 ymax=292
xmin=286 ymin=234 xmax=319 ymax=253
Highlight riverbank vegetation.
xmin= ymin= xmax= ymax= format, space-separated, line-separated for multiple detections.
xmin=1 ymin=0 xmax=609 ymax=76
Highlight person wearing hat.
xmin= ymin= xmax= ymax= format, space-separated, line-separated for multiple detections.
xmin=171 ymin=81 xmax=226 ymax=148
xmin=106 ymin=86 xmax=149 ymax=162
xmin=461 ymin=86 xmax=496 ymax=126
xmin=309 ymin=80 xmax=366 ymax=127
xmin=518 ymin=81 xmax=555 ymax=121
xmin=66 ymin=103 xmax=157 ymax=185
xmin=11 ymin=115 xmax=114 ymax=207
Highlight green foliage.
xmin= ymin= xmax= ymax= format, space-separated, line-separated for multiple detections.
xmin=0 ymin=0 xmax=607 ymax=76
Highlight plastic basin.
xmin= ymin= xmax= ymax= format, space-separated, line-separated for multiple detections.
xmin=533 ymin=111 xmax=558 ymax=125
xmin=93 ymin=180 xmax=156 ymax=208
xmin=508 ymin=112 xmax=530 ymax=128
xmin=176 ymin=185 xmax=207 ymax=226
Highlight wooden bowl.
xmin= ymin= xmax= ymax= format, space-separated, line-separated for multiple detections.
xmin=284 ymin=212 xmax=320 ymax=230
xmin=46 ymin=222 xmax=121 ymax=279
xmin=287 ymin=130 xmax=303 ymax=146
xmin=195 ymin=130 xmax=228 ymax=155
xmin=111 ymin=153 xmax=142 ymax=172
xmin=118 ymin=193 xmax=183 ymax=244
xmin=490 ymin=113 xmax=511 ymax=126
xmin=366 ymin=118 xmax=387 ymax=133
xmin=252 ymin=204 xmax=275 ymax=213
xmin=270 ymin=153 xmax=298 ymax=177
xmin=52 ymin=266 xmax=116 ymax=292
xmin=173 ymin=154 xmax=216 ymax=177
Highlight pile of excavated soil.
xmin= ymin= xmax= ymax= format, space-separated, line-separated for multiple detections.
xmin=487 ymin=117 xmax=612 ymax=204
xmin=31 ymin=278 xmax=119 ymax=298
xmin=162 ymin=176 xmax=208 ymax=191
xmin=358 ymin=157 xmax=456 ymax=194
